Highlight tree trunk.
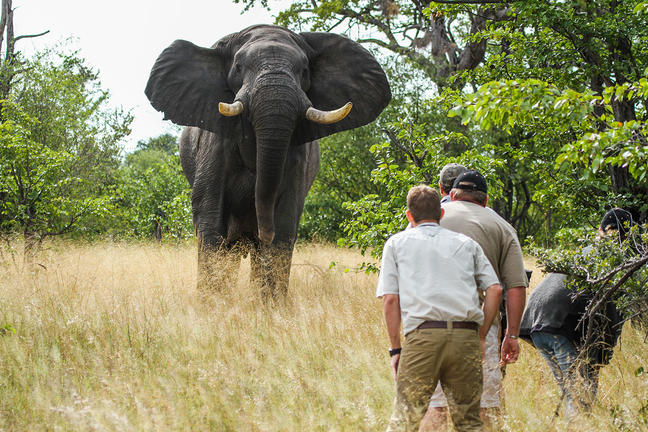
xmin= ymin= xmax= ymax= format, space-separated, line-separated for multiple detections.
xmin=22 ymin=229 xmax=38 ymax=266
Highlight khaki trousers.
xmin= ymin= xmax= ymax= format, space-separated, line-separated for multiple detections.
xmin=387 ymin=327 xmax=483 ymax=432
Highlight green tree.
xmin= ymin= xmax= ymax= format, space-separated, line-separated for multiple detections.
xmin=0 ymin=102 xmax=112 ymax=254
xmin=299 ymin=124 xmax=382 ymax=242
xmin=467 ymin=0 xmax=648 ymax=219
xmin=235 ymin=0 xmax=506 ymax=87
xmin=0 ymin=46 xmax=131 ymax=253
xmin=135 ymin=132 xmax=178 ymax=155
xmin=236 ymin=0 xmax=648 ymax=335
xmin=115 ymin=134 xmax=192 ymax=241
xmin=299 ymin=53 xmax=446 ymax=242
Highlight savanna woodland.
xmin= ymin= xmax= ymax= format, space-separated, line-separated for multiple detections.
xmin=2 ymin=0 xmax=648 ymax=430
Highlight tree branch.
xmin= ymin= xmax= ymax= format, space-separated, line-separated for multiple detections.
xmin=13 ymin=30 xmax=49 ymax=43
xmin=586 ymin=254 xmax=648 ymax=285
xmin=576 ymin=253 xmax=648 ymax=337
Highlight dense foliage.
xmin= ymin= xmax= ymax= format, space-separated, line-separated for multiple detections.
xmin=236 ymin=0 xmax=648 ymax=252
xmin=0 ymin=49 xmax=131 ymax=252
xmin=114 ymin=135 xmax=192 ymax=241
xmin=0 ymin=45 xmax=192 ymax=246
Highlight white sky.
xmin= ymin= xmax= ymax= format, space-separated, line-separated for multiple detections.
xmin=18 ymin=0 xmax=285 ymax=153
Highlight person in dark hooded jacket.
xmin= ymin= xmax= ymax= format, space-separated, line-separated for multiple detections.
xmin=520 ymin=208 xmax=632 ymax=418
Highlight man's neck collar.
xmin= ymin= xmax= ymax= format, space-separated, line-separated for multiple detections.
xmin=411 ymin=219 xmax=439 ymax=227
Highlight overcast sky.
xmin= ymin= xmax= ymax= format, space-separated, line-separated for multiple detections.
xmin=18 ymin=0 xmax=286 ymax=153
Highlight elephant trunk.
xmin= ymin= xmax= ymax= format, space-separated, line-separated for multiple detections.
xmin=250 ymin=80 xmax=306 ymax=244
xmin=255 ymin=129 xmax=291 ymax=244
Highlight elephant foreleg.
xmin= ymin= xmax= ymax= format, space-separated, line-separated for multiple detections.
xmin=197 ymin=241 xmax=246 ymax=292
xmin=250 ymin=244 xmax=293 ymax=300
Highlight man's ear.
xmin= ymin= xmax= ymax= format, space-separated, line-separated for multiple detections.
xmin=450 ymin=190 xmax=456 ymax=201
xmin=484 ymin=196 xmax=489 ymax=207
xmin=406 ymin=210 xmax=415 ymax=225
xmin=439 ymin=208 xmax=445 ymax=221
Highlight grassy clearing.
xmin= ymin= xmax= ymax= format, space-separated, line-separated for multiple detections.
xmin=0 ymin=241 xmax=647 ymax=431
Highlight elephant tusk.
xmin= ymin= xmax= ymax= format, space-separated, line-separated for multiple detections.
xmin=219 ymin=100 xmax=244 ymax=117
xmin=305 ymin=102 xmax=352 ymax=125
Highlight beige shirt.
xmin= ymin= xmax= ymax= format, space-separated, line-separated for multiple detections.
xmin=440 ymin=201 xmax=528 ymax=291
xmin=376 ymin=223 xmax=499 ymax=335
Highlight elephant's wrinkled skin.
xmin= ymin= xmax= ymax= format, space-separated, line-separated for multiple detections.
xmin=145 ymin=25 xmax=391 ymax=296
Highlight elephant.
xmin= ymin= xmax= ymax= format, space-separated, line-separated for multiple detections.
xmin=145 ymin=24 xmax=391 ymax=297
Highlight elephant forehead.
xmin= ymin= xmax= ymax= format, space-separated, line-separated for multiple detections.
xmin=239 ymin=38 xmax=306 ymax=61
xmin=238 ymin=25 xmax=300 ymax=45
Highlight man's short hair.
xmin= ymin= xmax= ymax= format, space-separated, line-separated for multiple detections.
xmin=407 ymin=185 xmax=441 ymax=222
xmin=451 ymin=189 xmax=488 ymax=205
xmin=439 ymin=163 xmax=468 ymax=193
xmin=451 ymin=170 xmax=488 ymax=205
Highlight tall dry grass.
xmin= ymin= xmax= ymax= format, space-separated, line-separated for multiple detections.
xmin=0 ymin=241 xmax=647 ymax=431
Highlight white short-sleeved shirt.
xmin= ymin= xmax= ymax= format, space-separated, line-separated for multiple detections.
xmin=376 ymin=222 xmax=500 ymax=336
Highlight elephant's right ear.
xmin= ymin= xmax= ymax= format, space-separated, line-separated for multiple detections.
xmin=145 ymin=40 xmax=232 ymax=133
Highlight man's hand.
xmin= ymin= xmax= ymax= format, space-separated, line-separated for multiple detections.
xmin=500 ymin=335 xmax=520 ymax=365
xmin=479 ymin=283 xmax=502 ymax=364
xmin=383 ymin=294 xmax=402 ymax=382
xmin=480 ymin=337 xmax=486 ymax=361
xmin=391 ymin=353 xmax=400 ymax=382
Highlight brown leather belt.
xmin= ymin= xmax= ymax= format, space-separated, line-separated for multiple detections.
xmin=417 ymin=320 xmax=479 ymax=330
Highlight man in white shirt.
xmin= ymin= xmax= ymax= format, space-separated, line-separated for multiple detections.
xmin=377 ymin=185 xmax=502 ymax=432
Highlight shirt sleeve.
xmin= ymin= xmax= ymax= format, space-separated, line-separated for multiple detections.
xmin=473 ymin=242 xmax=500 ymax=291
xmin=498 ymin=230 xmax=528 ymax=290
xmin=376 ymin=238 xmax=399 ymax=297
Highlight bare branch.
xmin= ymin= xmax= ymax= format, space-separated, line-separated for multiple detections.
xmin=41 ymin=209 xmax=89 ymax=239
xmin=325 ymin=16 xmax=346 ymax=32
xmin=381 ymin=128 xmax=430 ymax=180
xmin=14 ymin=30 xmax=49 ymax=43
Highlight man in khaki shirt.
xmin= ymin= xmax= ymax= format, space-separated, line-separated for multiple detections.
xmin=422 ymin=170 xmax=528 ymax=430
xmin=377 ymin=185 xmax=502 ymax=431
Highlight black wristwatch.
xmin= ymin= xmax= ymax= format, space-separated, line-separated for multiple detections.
xmin=389 ymin=348 xmax=402 ymax=357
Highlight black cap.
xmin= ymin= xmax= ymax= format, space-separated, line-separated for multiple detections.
xmin=452 ymin=170 xmax=488 ymax=194
xmin=600 ymin=208 xmax=634 ymax=235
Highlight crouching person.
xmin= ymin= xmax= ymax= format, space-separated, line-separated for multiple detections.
xmin=377 ymin=185 xmax=502 ymax=432
xmin=518 ymin=208 xmax=631 ymax=419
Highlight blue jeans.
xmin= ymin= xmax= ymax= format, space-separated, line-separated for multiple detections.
xmin=530 ymin=332 xmax=599 ymax=418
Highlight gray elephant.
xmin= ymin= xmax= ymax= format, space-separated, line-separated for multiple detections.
xmin=145 ymin=24 xmax=391 ymax=297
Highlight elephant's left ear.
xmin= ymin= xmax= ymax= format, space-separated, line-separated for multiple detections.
xmin=292 ymin=32 xmax=391 ymax=145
